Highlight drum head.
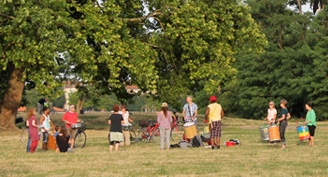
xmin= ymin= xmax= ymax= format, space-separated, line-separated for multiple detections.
xmin=183 ymin=122 xmax=195 ymax=127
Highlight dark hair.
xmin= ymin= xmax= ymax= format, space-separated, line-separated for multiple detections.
xmin=161 ymin=107 xmax=168 ymax=118
xmin=60 ymin=127 xmax=69 ymax=138
xmin=43 ymin=107 xmax=49 ymax=112
xmin=113 ymin=105 xmax=120 ymax=112
xmin=306 ymin=102 xmax=313 ymax=109
xmin=121 ymin=105 xmax=126 ymax=109
xmin=55 ymin=125 xmax=61 ymax=132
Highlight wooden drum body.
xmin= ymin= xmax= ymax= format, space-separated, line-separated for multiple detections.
xmin=297 ymin=125 xmax=310 ymax=141
xmin=183 ymin=122 xmax=197 ymax=139
xmin=268 ymin=125 xmax=281 ymax=143
xmin=47 ymin=134 xmax=57 ymax=150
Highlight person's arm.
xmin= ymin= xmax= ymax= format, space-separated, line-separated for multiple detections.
xmin=277 ymin=114 xmax=285 ymax=122
xmin=108 ymin=120 xmax=111 ymax=125
xmin=182 ymin=110 xmax=186 ymax=121
xmin=287 ymin=113 xmax=291 ymax=120
xmin=192 ymin=109 xmax=198 ymax=121
xmin=32 ymin=120 xmax=38 ymax=127
xmin=76 ymin=112 xmax=81 ymax=123
xmin=26 ymin=120 xmax=29 ymax=127
xmin=50 ymin=120 xmax=55 ymax=129
xmin=128 ymin=117 xmax=133 ymax=123
xmin=169 ymin=112 xmax=173 ymax=123
xmin=62 ymin=113 xmax=69 ymax=124
xmin=205 ymin=107 xmax=210 ymax=121
xmin=40 ymin=116 xmax=47 ymax=132
xmin=221 ymin=108 xmax=224 ymax=119
xmin=273 ymin=113 xmax=277 ymax=121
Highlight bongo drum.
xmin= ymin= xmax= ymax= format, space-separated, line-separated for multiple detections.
xmin=259 ymin=124 xmax=270 ymax=142
xmin=183 ymin=122 xmax=197 ymax=139
xmin=268 ymin=124 xmax=281 ymax=143
xmin=296 ymin=125 xmax=310 ymax=141
xmin=47 ymin=134 xmax=57 ymax=150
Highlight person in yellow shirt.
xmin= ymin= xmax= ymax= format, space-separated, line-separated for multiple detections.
xmin=205 ymin=96 xmax=224 ymax=150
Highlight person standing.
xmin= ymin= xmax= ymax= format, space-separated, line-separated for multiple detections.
xmin=26 ymin=108 xmax=39 ymax=153
xmin=157 ymin=103 xmax=173 ymax=151
xmin=277 ymin=99 xmax=291 ymax=149
xmin=108 ymin=105 xmax=124 ymax=152
xmin=120 ymin=105 xmax=133 ymax=146
xmin=304 ymin=102 xmax=316 ymax=146
xmin=37 ymin=98 xmax=49 ymax=115
xmin=264 ymin=101 xmax=277 ymax=124
xmin=62 ymin=105 xmax=81 ymax=149
xmin=205 ymin=96 xmax=224 ymax=150
xmin=183 ymin=96 xmax=199 ymax=132
xmin=39 ymin=107 xmax=54 ymax=150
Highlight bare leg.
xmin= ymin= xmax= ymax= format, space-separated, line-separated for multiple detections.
xmin=311 ymin=137 xmax=314 ymax=146
xmin=115 ymin=143 xmax=119 ymax=152
xmin=109 ymin=145 xmax=113 ymax=152
xmin=216 ymin=137 xmax=220 ymax=147
xmin=70 ymin=138 xmax=75 ymax=149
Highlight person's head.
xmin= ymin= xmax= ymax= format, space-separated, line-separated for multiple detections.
xmin=59 ymin=126 xmax=69 ymax=137
xmin=69 ymin=105 xmax=75 ymax=112
xmin=161 ymin=102 xmax=169 ymax=117
xmin=209 ymin=96 xmax=217 ymax=103
xmin=27 ymin=107 xmax=36 ymax=120
xmin=113 ymin=105 xmax=120 ymax=113
xmin=186 ymin=96 xmax=193 ymax=104
xmin=269 ymin=101 xmax=275 ymax=108
xmin=305 ymin=102 xmax=313 ymax=111
xmin=45 ymin=98 xmax=49 ymax=102
xmin=43 ymin=107 xmax=50 ymax=114
xmin=121 ymin=105 xmax=126 ymax=112
xmin=280 ymin=99 xmax=287 ymax=108
xmin=55 ymin=125 xmax=61 ymax=132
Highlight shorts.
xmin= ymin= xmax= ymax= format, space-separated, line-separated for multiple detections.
xmin=42 ymin=132 xmax=49 ymax=143
xmin=210 ymin=121 xmax=222 ymax=138
xmin=67 ymin=127 xmax=78 ymax=139
xmin=109 ymin=132 xmax=124 ymax=142
xmin=308 ymin=125 xmax=316 ymax=137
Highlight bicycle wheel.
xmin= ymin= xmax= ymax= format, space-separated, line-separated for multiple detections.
xmin=138 ymin=127 xmax=148 ymax=142
xmin=150 ymin=128 xmax=160 ymax=143
xmin=75 ymin=131 xmax=87 ymax=148
xmin=130 ymin=130 xmax=137 ymax=143
xmin=21 ymin=128 xmax=28 ymax=146
xmin=171 ymin=125 xmax=183 ymax=142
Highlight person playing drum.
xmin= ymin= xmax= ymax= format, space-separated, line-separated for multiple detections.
xmin=62 ymin=105 xmax=81 ymax=149
xmin=304 ymin=102 xmax=316 ymax=146
xmin=277 ymin=99 xmax=291 ymax=149
xmin=119 ymin=105 xmax=133 ymax=146
xmin=39 ymin=107 xmax=55 ymax=151
xmin=183 ymin=96 xmax=199 ymax=133
xmin=264 ymin=101 xmax=277 ymax=124
xmin=205 ymin=96 xmax=224 ymax=150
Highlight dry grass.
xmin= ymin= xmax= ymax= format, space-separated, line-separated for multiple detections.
xmin=1 ymin=112 xmax=328 ymax=177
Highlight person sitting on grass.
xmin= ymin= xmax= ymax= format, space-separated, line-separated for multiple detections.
xmin=277 ymin=99 xmax=291 ymax=149
xmin=108 ymin=105 xmax=124 ymax=152
xmin=157 ymin=102 xmax=173 ymax=151
xmin=54 ymin=125 xmax=61 ymax=153
xmin=39 ymin=107 xmax=55 ymax=151
xmin=304 ymin=102 xmax=316 ymax=146
xmin=205 ymin=96 xmax=224 ymax=150
xmin=26 ymin=107 xmax=39 ymax=153
xmin=56 ymin=127 xmax=72 ymax=153
xmin=264 ymin=101 xmax=277 ymax=124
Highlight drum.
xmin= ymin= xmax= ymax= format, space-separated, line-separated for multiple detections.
xmin=202 ymin=126 xmax=211 ymax=139
xmin=47 ymin=134 xmax=57 ymax=150
xmin=122 ymin=124 xmax=132 ymax=131
xmin=297 ymin=125 xmax=310 ymax=141
xmin=259 ymin=124 xmax=270 ymax=142
xmin=183 ymin=122 xmax=197 ymax=139
xmin=268 ymin=124 xmax=281 ymax=143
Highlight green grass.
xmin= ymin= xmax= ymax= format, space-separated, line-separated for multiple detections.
xmin=1 ymin=112 xmax=328 ymax=176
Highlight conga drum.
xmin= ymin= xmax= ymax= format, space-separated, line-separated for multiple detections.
xmin=183 ymin=122 xmax=197 ymax=139
xmin=296 ymin=125 xmax=310 ymax=141
xmin=268 ymin=124 xmax=281 ymax=143
xmin=259 ymin=124 xmax=270 ymax=142
xmin=47 ymin=134 xmax=57 ymax=150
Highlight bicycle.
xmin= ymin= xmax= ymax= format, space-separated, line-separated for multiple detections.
xmin=72 ymin=121 xmax=87 ymax=148
xmin=21 ymin=126 xmax=43 ymax=146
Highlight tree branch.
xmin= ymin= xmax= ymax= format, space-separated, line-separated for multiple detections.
xmin=0 ymin=13 xmax=16 ymax=20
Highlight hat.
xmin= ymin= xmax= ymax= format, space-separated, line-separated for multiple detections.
xmin=209 ymin=96 xmax=217 ymax=102
xmin=162 ymin=102 xmax=168 ymax=107
xmin=70 ymin=105 xmax=75 ymax=108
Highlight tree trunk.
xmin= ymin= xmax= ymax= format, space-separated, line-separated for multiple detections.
xmin=297 ymin=0 xmax=302 ymax=14
xmin=76 ymin=96 xmax=87 ymax=115
xmin=0 ymin=67 xmax=25 ymax=129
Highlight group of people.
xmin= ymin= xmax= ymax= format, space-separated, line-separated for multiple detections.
xmin=264 ymin=99 xmax=316 ymax=148
xmin=26 ymin=105 xmax=81 ymax=153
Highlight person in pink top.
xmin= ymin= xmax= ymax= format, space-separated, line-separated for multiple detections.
xmin=26 ymin=107 xmax=39 ymax=153
xmin=157 ymin=102 xmax=173 ymax=151
xmin=62 ymin=105 xmax=81 ymax=148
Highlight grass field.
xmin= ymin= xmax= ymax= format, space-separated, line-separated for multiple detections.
xmin=1 ymin=112 xmax=328 ymax=177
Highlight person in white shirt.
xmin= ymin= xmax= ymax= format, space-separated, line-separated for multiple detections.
xmin=264 ymin=101 xmax=277 ymax=124
xmin=119 ymin=105 xmax=133 ymax=146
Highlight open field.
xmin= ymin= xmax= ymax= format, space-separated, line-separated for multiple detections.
xmin=1 ymin=112 xmax=328 ymax=176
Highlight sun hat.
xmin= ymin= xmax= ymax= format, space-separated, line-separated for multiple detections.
xmin=162 ymin=102 xmax=168 ymax=107
xmin=209 ymin=96 xmax=217 ymax=102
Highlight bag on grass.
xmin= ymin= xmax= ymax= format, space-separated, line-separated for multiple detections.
xmin=179 ymin=140 xmax=192 ymax=149
xmin=170 ymin=144 xmax=180 ymax=148
xmin=192 ymin=135 xmax=204 ymax=147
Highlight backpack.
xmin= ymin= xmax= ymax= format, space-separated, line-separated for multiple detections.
xmin=179 ymin=140 xmax=192 ymax=149
xmin=192 ymin=135 xmax=204 ymax=147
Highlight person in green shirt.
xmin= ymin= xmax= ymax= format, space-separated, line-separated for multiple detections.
xmin=277 ymin=99 xmax=291 ymax=149
xmin=304 ymin=102 xmax=316 ymax=146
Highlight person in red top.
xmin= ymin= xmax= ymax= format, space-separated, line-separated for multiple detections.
xmin=62 ymin=105 xmax=81 ymax=148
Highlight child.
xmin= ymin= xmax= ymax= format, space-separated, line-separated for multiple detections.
xmin=54 ymin=125 xmax=61 ymax=153
xmin=277 ymin=99 xmax=291 ymax=149
xmin=56 ymin=127 xmax=70 ymax=153
xmin=264 ymin=101 xmax=277 ymax=124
